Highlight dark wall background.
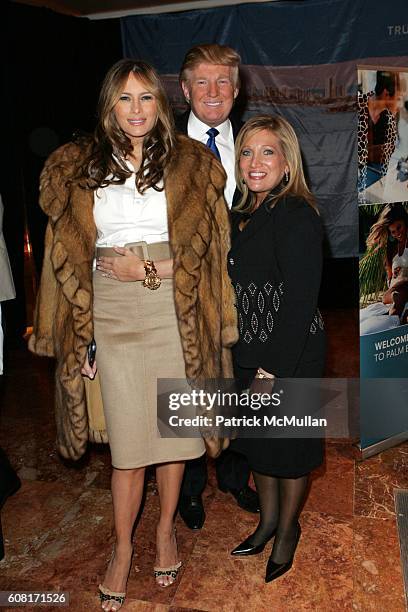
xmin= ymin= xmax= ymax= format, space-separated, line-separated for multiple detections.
xmin=1 ymin=1 xmax=122 ymax=342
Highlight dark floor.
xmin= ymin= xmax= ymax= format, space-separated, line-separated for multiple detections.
xmin=0 ymin=308 xmax=406 ymax=611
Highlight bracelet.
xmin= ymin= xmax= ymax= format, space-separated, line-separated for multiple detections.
xmin=142 ymin=260 xmax=161 ymax=290
xmin=255 ymin=367 xmax=275 ymax=379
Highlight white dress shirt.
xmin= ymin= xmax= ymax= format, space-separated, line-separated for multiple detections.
xmin=94 ymin=161 xmax=168 ymax=247
xmin=187 ymin=112 xmax=236 ymax=208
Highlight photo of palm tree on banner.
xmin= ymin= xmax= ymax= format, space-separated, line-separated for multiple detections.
xmin=359 ymin=202 xmax=408 ymax=336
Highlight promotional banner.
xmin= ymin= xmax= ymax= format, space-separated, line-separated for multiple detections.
xmin=359 ymin=202 xmax=408 ymax=378
xmin=358 ymin=68 xmax=408 ymax=203
xmin=358 ymin=65 xmax=408 ymax=453
xmin=122 ymin=0 xmax=408 ymax=258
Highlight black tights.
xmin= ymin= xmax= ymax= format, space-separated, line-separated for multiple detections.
xmin=248 ymin=472 xmax=308 ymax=563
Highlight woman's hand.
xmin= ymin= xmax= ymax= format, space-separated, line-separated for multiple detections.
xmin=97 ymin=248 xmax=174 ymax=281
xmin=249 ymin=369 xmax=275 ymax=397
xmin=81 ymin=353 xmax=97 ymax=379
xmin=96 ymin=246 xmax=145 ymax=282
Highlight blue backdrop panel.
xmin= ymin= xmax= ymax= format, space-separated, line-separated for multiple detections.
xmin=360 ymin=379 xmax=408 ymax=449
xmin=122 ymin=0 xmax=408 ymax=258
xmin=361 ymin=326 xmax=408 ymax=378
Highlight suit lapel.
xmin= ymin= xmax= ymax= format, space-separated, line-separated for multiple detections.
xmin=230 ymin=115 xmax=243 ymax=201
xmin=230 ymin=113 xmax=243 ymax=141
xmin=174 ymin=111 xmax=189 ymax=136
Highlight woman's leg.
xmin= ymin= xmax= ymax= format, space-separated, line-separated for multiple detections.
xmin=155 ymin=461 xmax=185 ymax=586
xmin=246 ymin=471 xmax=279 ymax=545
xmin=269 ymin=475 xmax=308 ymax=564
xmin=101 ymin=467 xmax=145 ymax=611
xmin=231 ymin=470 xmax=279 ymax=555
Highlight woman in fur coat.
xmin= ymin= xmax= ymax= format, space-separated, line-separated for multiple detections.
xmin=29 ymin=59 xmax=237 ymax=609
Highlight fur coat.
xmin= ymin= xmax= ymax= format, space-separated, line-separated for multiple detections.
xmin=29 ymin=134 xmax=238 ymax=460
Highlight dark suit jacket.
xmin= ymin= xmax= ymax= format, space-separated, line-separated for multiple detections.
xmin=228 ymin=194 xmax=325 ymax=378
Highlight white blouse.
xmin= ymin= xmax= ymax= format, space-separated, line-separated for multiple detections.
xmin=392 ymin=245 xmax=408 ymax=272
xmin=94 ymin=162 xmax=168 ymax=247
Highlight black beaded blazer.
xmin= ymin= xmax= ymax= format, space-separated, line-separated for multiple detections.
xmin=228 ymin=194 xmax=325 ymax=378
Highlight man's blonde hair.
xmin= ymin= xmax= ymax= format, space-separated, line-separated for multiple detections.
xmin=180 ymin=43 xmax=241 ymax=89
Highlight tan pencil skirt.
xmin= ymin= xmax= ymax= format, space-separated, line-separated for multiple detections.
xmin=93 ymin=241 xmax=205 ymax=469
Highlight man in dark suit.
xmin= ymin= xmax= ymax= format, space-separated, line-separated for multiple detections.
xmin=175 ymin=43 xmax=259 ymax=530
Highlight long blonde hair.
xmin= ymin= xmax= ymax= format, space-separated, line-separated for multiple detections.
xmin=233 ymin=115 xmax=316 ymax=213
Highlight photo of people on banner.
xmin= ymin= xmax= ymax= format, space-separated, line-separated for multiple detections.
xmin=358 ymin=67 xmax=408 ymax=204
xmin=359 ymin=202 xmax=408 ymax=376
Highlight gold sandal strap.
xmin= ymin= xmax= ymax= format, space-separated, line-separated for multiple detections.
xmin=154 ymin=561 xmax=182 ymax=581
xmin=153 ymin=560 xmax=182 ymax=573
xmin=98 ymin=584 xmax=126 ymax=602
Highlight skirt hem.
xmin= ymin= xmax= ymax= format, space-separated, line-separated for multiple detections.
xmin=245 ymin=458 xmax=323 ymax=479
xmin=111 ymin=449 xmax=206 ymax=470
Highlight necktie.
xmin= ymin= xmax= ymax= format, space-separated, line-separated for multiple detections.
xmin=206 ymin=128 xmax=221 ymax=160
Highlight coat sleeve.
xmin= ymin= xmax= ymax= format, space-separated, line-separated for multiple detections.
xmin=29 ymin=141 xmax=91 ymax=359
xmin=260 ymin=204 xmax=323 ymax=377
xmin=28 ymin=142 xmax=94 ymax=461
xmin=171 ymin=153 xmax=238 ymax=380
xmin=28 ymin=221 xmax=58 ymax=357
xmin=28 ymin=143 xmax=72 ymax=357
xmin=210 ymin=166 xmax=238 ymax=376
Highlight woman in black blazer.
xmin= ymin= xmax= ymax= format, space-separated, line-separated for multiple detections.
xmin=228 ymin=115 xmax=326 ymax=582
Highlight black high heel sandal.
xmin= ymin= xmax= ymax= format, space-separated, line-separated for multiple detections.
xmin=231 ymin=528 xmax=277 ymax=556
xmin=265 ymin=524 xmax=301 ymax=583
